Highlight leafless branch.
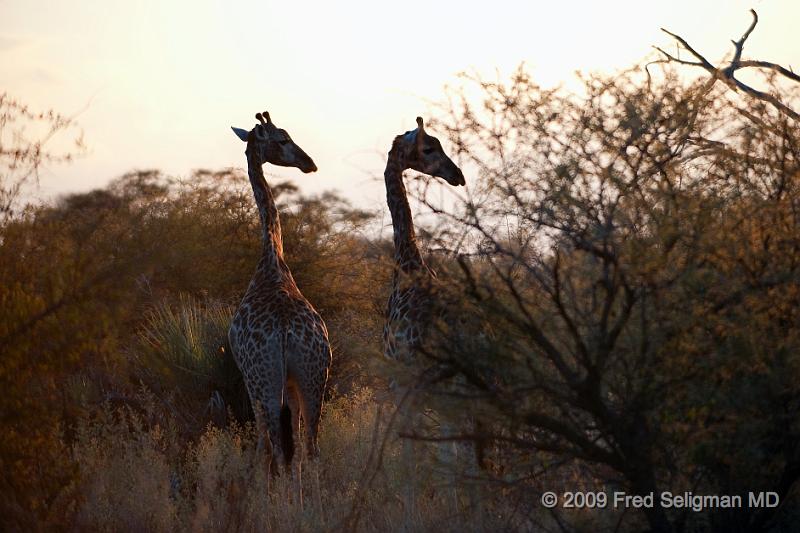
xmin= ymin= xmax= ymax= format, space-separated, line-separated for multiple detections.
xmin=657 ymin=9 xmax=800 ymax=121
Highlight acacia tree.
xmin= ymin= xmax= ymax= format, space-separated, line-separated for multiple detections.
xmin=406 ymin=63 xmax=800 ymax=532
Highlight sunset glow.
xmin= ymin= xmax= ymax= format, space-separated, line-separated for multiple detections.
xmin=2 ymin=0 xmax=798 ymax=206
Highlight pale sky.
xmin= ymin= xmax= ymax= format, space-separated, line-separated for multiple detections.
xmin=2 ymin=0 xmax=798 ymax=210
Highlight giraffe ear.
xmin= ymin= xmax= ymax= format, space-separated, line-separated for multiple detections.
xmin=231 ymin=127 xmax=249 ymax=142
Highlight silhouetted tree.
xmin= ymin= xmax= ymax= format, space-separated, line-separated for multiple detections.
xmin=409 ymin=63 xmax=800 ymax=532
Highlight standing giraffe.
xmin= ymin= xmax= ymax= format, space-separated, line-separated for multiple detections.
xmin=382 ymin=116 xmax=464 ymax=364
xmin=229 ymin=111 xmax=331 ymax=476
xmin=381 ymin=117 xmax=465 ymax=519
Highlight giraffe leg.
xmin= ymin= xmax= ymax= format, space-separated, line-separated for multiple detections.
xmin=398 ymin=390 xmax=419 ymax=529
xmin=287 ymin=382 xmax=303 ymax=458
xmin=254 ymin=396 xmax=287 ymax=478
xmin=286 ymin=336 xmax=327 ymax=461
xmin=297 ymin=385 xmax=323 ymax=460
xmin=288 ymin=351 xmax=326 ymax=461
xmin=402 ymin=437 xmax=416 ymax=528
xmin=287 ymin=382 xmax=304 ymax=507
xmin=466 ymin=416 xmax=484 ymax=521
xmin=436 ymin=417 xmax=461 ymax=512
xmin=254 ymin=406 xmax=273 ymax=484
xmin=295 ymin=381 xmax=326 ymax=516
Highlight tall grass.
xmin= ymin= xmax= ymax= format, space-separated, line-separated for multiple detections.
xmin=58 ymin=389 xmax=519 ymax=532
xmin=134 ymin=295 xmax=251 ymax=432
xmin=43 ymin=297 xmax=522 ymax=531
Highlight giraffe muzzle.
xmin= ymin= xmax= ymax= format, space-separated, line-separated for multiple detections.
xmin=445 ymin=167 xmax=466 ymax=186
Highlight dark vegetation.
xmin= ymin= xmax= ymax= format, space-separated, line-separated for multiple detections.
xmin=1 ymin=12 xmax=800 ymax=531
xmin=0 ymin=163 xmax=385 ymax=528
xmin=408 ymin=67 xmax=800 ymax=532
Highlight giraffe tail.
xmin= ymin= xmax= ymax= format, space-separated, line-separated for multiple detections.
xmin=279 ymin=330 xmax=294 ymax=467
xmin=280 ymin=403 xmax=294 ymax=467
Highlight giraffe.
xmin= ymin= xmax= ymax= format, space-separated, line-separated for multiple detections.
xmin=229 ymin=111 xmax=331 ymax=478
xmin=381 ymin=116 xmax=465 ymax=519
xmin=382 ymin=116 xmax=465 ymax=365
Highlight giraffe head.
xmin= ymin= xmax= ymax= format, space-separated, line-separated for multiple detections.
xmin=399 ymin=117 xmax=465 ymax=186
xmin=232 ymin=111 xmax=318 ymax=173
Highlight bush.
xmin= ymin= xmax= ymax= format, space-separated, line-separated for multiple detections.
xmin=134 ymin=296 xmax=251 ymax=433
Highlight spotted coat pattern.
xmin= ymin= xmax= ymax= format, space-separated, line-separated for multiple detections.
xmin=382 ymin=118 xmax=465 ymax=363
xmin=228 ymin=115 xmax=331 ymax=472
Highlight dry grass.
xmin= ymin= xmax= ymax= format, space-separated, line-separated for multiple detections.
xmin=50 ymin=388 xmax=513 ymax=532
xmin=37 ymin=298 xmax=521 ymax=531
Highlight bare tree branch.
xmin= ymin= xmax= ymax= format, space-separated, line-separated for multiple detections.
xmin=725 ymin=8 xmax=759 ymax=75
xmin=658 ymin=9 xmax=800 ymax=121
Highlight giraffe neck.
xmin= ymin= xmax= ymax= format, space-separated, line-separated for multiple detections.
xmin=385 ymin=143 xmax=426 ymax=273
xmin=246 ymin=149 xmax=285 ymax=269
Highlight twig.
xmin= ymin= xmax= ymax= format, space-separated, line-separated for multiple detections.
xmin=656 ymin=9 xmax=799 ymax=121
